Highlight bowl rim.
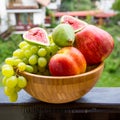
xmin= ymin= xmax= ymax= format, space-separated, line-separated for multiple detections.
xmin=21 ymin=62 xmax=104 ymax=79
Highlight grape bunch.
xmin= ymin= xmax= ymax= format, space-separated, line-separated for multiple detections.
xmin=1 ymin=40 xmax=59 ymax=102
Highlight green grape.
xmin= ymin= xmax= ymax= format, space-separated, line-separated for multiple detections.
xmin=43 ymin=69 xmax=50 ymax=76
xmin=25 ymin=65 xmax=34 ymax=73
xmin=2 ymin=76 xmax=8 ymax=86
xmin=45 ymin=52 xmax=51 ymax=62
xmin=2 ymin=64 xmax=9 ymax=69
xmin=13 ymin=49 xmax=24 ymax=59
xmin=6 ymin=76 xmax=18 ymax=88
xmin=48 ymin=34 xmax=53 ymax=43
xmin=4 ymin=86 xmax=15 ymax=96
xmin=2 ymin=64 xmax=12 ymax=69
xmin=17 ymin=76 xmax=27 ymax=88
xmin=28 ymin=54 xmax=38 ymax=65
xmin=15 ymin=86 xmax=21 ymax=92
xmin=31 ymin=45 xmax=39 ymax=54
xmin=38 ymin=57 xmax=47 ymax=67
xmin=45 ymin=43 xmax=59 ymax=62
xmin=49 ymin=43 xmax=59 ymax=55
xmin=22 ymin=57 xmax=29 ymax=64
xmin=5 ymin=57 xmax=14 ymax=66
xmin=38 ymin=48 xmax=47 ymax=57
xmin=18 ymin=62 xmax=26 ymax=72
xmin=19 ymin=41 xmax=28 ymax=49
xmin=24 ymin=50 xmax=33 ymax=58
xmin=38 ymin=66 xmax=46 ymax=73
xmin=9 ymin=92 xmax=18 ymax=102
xmin=32 ymin=65 xmax=38 ymax=73
xmin=22 ymin=44 xmax=31 ymax=51
xmin=13 ymin=58 xmax=22 ymax=66
xmin=2 ymin=64 xmax=14 ymax=77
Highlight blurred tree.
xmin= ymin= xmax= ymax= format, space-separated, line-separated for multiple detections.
xmin=60 ymin=0 xmax=92 ymax=11
xmin=112 ymin=0 xmax=120 ymax=12
xmin=111 ymin=0 xmax=120 ymax=25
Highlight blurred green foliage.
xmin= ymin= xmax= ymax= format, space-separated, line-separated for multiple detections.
xmin=0 ymin=34 xmax=23 ymax=64
xmin=60 ymin=0 xmax=93 ymax=12
xmin=112 ymin=0 xmax=120 ymax=12
xmin=96 ymin=24 xmax=120 ymax=87
xmin=110 ymin=14 xmax=120 ymax=25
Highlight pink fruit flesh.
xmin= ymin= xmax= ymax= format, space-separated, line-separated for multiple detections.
xmin=24 ymin=27 xmax=49 ymax=46
xmin=26 ymin=29 xmax=47 ymax=43
xmin=61 ymin=15 xmax=87 ymax=31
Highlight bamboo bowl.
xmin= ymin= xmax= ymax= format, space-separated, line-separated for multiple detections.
xmin=21 ymin=62 xmax=104 ymax=104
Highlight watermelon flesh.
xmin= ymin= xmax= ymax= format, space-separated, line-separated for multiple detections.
xmin=23 ymin=27 xmax=50 ymax=46
xmin=61 ymin=15 xmax=87 ymax=32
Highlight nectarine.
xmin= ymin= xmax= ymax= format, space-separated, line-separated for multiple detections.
xmin=49 ymin=47 xmax=86 ymax=76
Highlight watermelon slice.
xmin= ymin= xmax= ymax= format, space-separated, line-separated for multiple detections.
xmin=23 ymin=27 xmax=50 ymax=46
xmin=60 ymin=15 xmax=88 ymax=32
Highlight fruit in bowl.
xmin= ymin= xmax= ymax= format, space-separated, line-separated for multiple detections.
xmin=49 ymin=47 xmax=86 ymax=76
xmin=60 ymin=15 xmax=114 ymax=65
xmin=60 ymin=15 xmax=87 ymax=32
xmin=21 ymin=62 xmax=104 ymax=103
xmin=1 ymin=15 xmax=114 ymax=103
xmin=52 ymin=24 xmax=75 ymax=47
xmin=75 ymin=24 xmax=114 ymax=65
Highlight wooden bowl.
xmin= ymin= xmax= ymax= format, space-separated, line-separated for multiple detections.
xmin=21 ymin=62 xmax=104 ymax=104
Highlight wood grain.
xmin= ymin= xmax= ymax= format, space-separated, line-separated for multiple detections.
xmin=21 ymin=62 xmax=104 ymax=104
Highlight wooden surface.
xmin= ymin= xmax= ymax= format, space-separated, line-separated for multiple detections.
xmin=1 ymin=87 xmax=120 ymax=106
xmin=0 ymin=87 xmax=120 ymax=120
xmin=21 ymin=63 xmax=104 ymax=103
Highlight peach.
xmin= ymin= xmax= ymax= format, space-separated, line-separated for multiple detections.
xmin=49 ymin=47 xmax=86 ymax=76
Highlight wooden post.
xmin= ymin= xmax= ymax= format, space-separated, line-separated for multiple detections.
xmin=98 ymin=18 xmax=104 ymax=26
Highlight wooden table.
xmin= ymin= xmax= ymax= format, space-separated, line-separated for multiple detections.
xmin=0 ymin=87 xmax=120 ymax=120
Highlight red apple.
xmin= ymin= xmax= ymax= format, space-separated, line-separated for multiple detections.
xmin=49 ymin=47 xmax=86 ymax=76
xmin=75 ymin=25 xmax=114 ymax=65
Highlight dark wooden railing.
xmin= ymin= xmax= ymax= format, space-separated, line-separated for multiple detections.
xmin=0 ymin=87 xmax=120 ymax=120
